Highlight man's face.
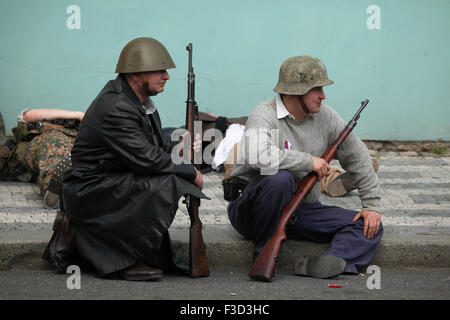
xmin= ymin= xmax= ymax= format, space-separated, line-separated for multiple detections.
xmin=144 ymin=70 xmax=170 ymax=95
xmin=302 ymin=86 xmax=326 ymax=113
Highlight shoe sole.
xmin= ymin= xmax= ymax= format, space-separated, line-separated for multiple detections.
xmin=327 ymin=172 xmax=355 ymax=197
xmin=121 ymin=273 xmax=163 ymax=281
xmin=295 ymin=255 xmax=346 ymax=279
xmin=43 ymin=191 xmax=59 ymax=209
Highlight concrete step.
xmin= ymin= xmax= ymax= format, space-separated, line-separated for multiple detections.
xmin=1 ymin=224 xmax=449 ymax=272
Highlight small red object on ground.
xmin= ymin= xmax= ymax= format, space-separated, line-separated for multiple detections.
xmin=328 ymin=284 xmax=343 ymax=288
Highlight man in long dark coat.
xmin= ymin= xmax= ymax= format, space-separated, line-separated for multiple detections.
xmin=62 ymin=37 xmax=206 ymax=281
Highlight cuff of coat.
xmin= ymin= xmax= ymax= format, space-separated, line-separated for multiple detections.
xmin=361 ymin=199 xmax=382 ymax=214
xmin=179 ymin=163 xmax=197 ymax=183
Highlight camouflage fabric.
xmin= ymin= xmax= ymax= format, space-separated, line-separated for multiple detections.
xmin=0 ymin=145 xmax=12 ymax=180
xmin=25 ymin=126 xmax=77 ymax=194
xmin=47 ymin=154 xmax=72 ymax=194
xmin=12 ymin=121 xmax=41 ymax=143
xmin=1 ymin=116 xmax=78 ymax=196
xmin=1 ymin=121 xmax=40 ymax=182
xmin=8 ymin=141 xmax=33 ymax=182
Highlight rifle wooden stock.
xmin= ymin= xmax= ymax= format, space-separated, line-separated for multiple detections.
xmin=248 ymin=100 xmax=369 ymax=282
xmin=187 ymin=196 xmax=209 ymax=277
xmin=185 ymin=43 xmax=209 ymax=278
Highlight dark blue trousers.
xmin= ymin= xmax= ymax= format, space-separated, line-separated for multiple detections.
xmin=227 ymin=170 xmax=383 ymax=273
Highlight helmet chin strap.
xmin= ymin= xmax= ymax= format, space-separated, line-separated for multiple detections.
xmin=139 ymin=73 xmax=158 ymax=96
xmin=297 ymin=95 xmax=310 ymax=116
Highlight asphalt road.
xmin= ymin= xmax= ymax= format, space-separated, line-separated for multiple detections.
xmin=1 ymin=267 xmax=449 ymax=301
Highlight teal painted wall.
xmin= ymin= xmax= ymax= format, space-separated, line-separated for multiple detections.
xmin=1 ymin=0 xmax=449 ymax=140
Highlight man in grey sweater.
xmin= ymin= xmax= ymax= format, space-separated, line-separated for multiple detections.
xmin=227 ymin=56 xmax=382 ymax=278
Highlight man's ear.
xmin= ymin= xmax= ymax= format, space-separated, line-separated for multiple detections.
xmin=131 ymin=72 xmax=142 ymax=83
xmin=124 ymin=72 xmax=140 ymax=84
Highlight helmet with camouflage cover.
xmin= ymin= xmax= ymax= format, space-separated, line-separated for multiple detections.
xmin=274 ymin=56 xmax=333 ymax=95
xmin=115 ymin=37 xmax=176 ymax=73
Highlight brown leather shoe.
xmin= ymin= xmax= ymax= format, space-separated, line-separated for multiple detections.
xmin=120 ymin=262 xmax=162 ymax=281
xmin=327 ymin=171 xmax=355 ymax=197
xmin=325 ymin=157 xmax=379 ymax=197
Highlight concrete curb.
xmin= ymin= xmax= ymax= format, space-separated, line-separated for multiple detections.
xmin=1 ymin=225 xmax=449 ymax=272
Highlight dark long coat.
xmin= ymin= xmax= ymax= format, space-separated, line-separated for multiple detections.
xmin=62 ymin=75 xmax=206 ymax=276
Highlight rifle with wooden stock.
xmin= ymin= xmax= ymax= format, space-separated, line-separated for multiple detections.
xmin=185 ymin=43 xmax=209 ymax=278
xmin=248 ymin=99 xmax=370 ymax=282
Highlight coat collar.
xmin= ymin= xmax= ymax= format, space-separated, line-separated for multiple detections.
xmin=112 ymin=74 xmax=146 ymax=115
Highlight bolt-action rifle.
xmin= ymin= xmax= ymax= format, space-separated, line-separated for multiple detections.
xmin=185 ymin=43 xmax=209 ymax=277
xmin=248 ymin=99 xmax=370 ymax=282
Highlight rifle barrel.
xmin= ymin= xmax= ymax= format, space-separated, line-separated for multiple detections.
xmin=350 ymin=99 xmax=369 ymax=123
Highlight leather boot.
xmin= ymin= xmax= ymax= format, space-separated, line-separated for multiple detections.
xmin=119 ymin=262 xmax=163 ymax=281
xmin=320 ymin=167 xmax=343 ymax=195
xmin=326 ymin=171 xmax=355 ymax=197
xmin=322 ymin=157 xmax=379 ymax=197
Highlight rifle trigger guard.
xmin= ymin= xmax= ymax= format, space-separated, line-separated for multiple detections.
xmin=335 ymin=143 xmax=344 ymax=151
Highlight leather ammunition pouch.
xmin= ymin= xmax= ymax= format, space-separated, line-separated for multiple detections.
xmin=222 ymin=177 xmax=249 ymax=201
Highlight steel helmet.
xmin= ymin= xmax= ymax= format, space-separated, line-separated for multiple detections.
xmin=115 ymin=37 xmax=176 ymax=73
xmin=274 ymin=56 xmax=333 ymax=95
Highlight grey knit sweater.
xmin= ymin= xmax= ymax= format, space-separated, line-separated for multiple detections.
xmin=231 ymin=95 xmax=382 ymax=212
